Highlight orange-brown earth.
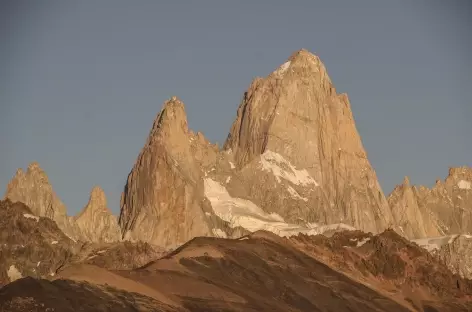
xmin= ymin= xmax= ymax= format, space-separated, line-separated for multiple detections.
xmin=2 ymin=223 xmax=472 ymax=311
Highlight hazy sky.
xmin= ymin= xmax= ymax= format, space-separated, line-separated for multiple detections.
xmin=1 ymin=1 xmax=471 ymax=215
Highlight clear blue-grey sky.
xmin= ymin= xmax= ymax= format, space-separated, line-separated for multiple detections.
xmin=1 ymin=1 xmax=471 ymax=215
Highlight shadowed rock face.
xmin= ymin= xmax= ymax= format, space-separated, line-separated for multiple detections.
xmin=82 ymin=240 xmax=166 ymax=270
xmin=0 ymin=277 xmax=178 ymax=312
xmin=0 ymin=199 xmax=78 ymax=286
xmin=3 ymin=229 xmax=472 ymax=311
xmin=0 ymin=200 xmax=167 ymax=287
xmin=75 ymin=186 xmax=121 ymax=243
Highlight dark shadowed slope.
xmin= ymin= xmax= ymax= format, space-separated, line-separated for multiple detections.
xmin=2 ymin=200 xmax=472 ymax=311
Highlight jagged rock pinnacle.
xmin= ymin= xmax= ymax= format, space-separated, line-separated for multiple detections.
xmin=75 ymin=186 xmax=120 ymax=243
xmin=119 ymin=96 xmax=214 ymax=247
xmin=4 ymin=162 xmax=81 ymax=240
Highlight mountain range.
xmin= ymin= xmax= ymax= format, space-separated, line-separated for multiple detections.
xmin=1 ymin=49 xmax=471 ymax=311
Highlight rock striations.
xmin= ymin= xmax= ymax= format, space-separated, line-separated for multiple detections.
xmin=118 ymin=98 xmax=217 ymax=248
xmin=223 ymin=49 xmax=394 ymax=232
xmin=75 ymin=186 xmax=121 ymax=243
xmin=388 ymin=167 xmax=472 ymax=238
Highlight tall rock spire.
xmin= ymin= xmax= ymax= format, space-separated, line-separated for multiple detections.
xmin=118 ymin=49 xmax=405 ymax=246
xmin=119 ymin=97 xmax=215 ymax=248
xmin=223 ymin=49 xmax=395 ymax=233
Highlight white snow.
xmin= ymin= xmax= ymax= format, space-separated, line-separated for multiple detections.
xmin=37 ymin=261 xmax=41 ymax=267
xmin=205 ymin=212 xmax=212 ymax=217
xmin=260 ymin=151 xmax=319 ymax=186
xmin=239 ymin=237 xmax=249 ymax=241
xmin=274 ymin=61 xmax=291 ymax=76
xmin=229 ymin=161 xmax=236 ymax=169
xmin=226 ymin=176 xmax=231 ymax=183
xmin=458 ymin=180 xmax=471 ymax=190
xmin=97 ymin=250 xmax=106 ymax=254
xmin=204 ymin=178 xmax=353 ymax=237
xmin=23 ymin=213 xmax=39 ymax=222
xmin=51 ymin=241 xmax=58 ymax=245
xmin=356 ymin=237 xmax=370 ymax=247
xmin=398 ymin=226 xmax=405 ymax=236
xmin=65 ymin=233 xmax=77 ymax=243
xmin=212 ymin=228 xmax=227 ymax=238
xmin=7 ymin=265 xmax=22 ymax=282
xmin=412 ymin=235 xmax=459 ymax=252
xmin=286 ymin=186 xmax=308 ymax=202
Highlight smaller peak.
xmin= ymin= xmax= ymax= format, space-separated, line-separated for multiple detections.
xmin=27 ymin=162 xmax=43 ymax=172
xmin=158 ymin=96 xmax=188 ymax=125
xmin=288 ymin=48 xmax=321 ymax=63
xmin=164 ymin=95 xmax=184 ymax=107
xmin=402 ymin=176 xmax=410 ymax=186
xmin=24 ymin=162 xmax=49 ymax=183
xmin=90 ymin=186 xmax=106 ymax=199
xmin=89 ymin=186 xmax=107 ymax=207
xmin=14 ymin=168 xmax=24 ymax=177
xmin=77 ymin=186 xmax=109 ymax=219
xmin=147 ymin=97 xmax=189 ymax=142
xmin=448 ymin=166 xmax=472 ymax=178
xmin=449 ymin=167 xmax=459 ymax=177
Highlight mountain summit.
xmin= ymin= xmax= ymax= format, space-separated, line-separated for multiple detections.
xmin=118 ymin=49 xmax=396 ymax=247
xmin=223 ymin=49 xmax=395 ymax=233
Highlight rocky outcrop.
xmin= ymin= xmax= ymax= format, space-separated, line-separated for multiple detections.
xmin=388 ymin=166 xmax=472 ymax=238
xmin=4 ymin=229 xmax=472 ymax=312
xmin=411 ymin=234 xmax=472 ymax=279
xmin=436 ymin=235 xmax=472 ymax=279
xmin=82 ymin=241 xmax=166 ymax=270
xmin=222 ymin=49 xmax=394 ymax=233
xmin=0 ymin=199 xmax=78 ymax=286
xmin=4 ymin=163 xmax=82 ymax=241
xmin=74 ymin=187 xmax=121 ymax=243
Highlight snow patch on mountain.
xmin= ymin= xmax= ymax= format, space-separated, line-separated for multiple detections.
xmin=260 ymin=151 xmax=319 ymax=186
xmin=458 ymin=180 xmax=471 ymax=190
xmin=7 ymin=265 xmax=22 ymax=282
xmin=274 ymin=61 xmax=291 ymax=76
xmin=287 ymin=186 xmax=308 ymax=202
xmin=412 ymin=235 xmax=462 ymax=252
xmin=212 ymin=228 xmax=227 ymax=238
xmin=204 ymin=178 xmax=351 ymax=237
xmin=23 ymin=213 xmax=39 ymax=222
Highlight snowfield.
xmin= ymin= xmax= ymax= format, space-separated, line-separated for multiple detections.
xmin=204 ymin=178 xmax=353 ymax=237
